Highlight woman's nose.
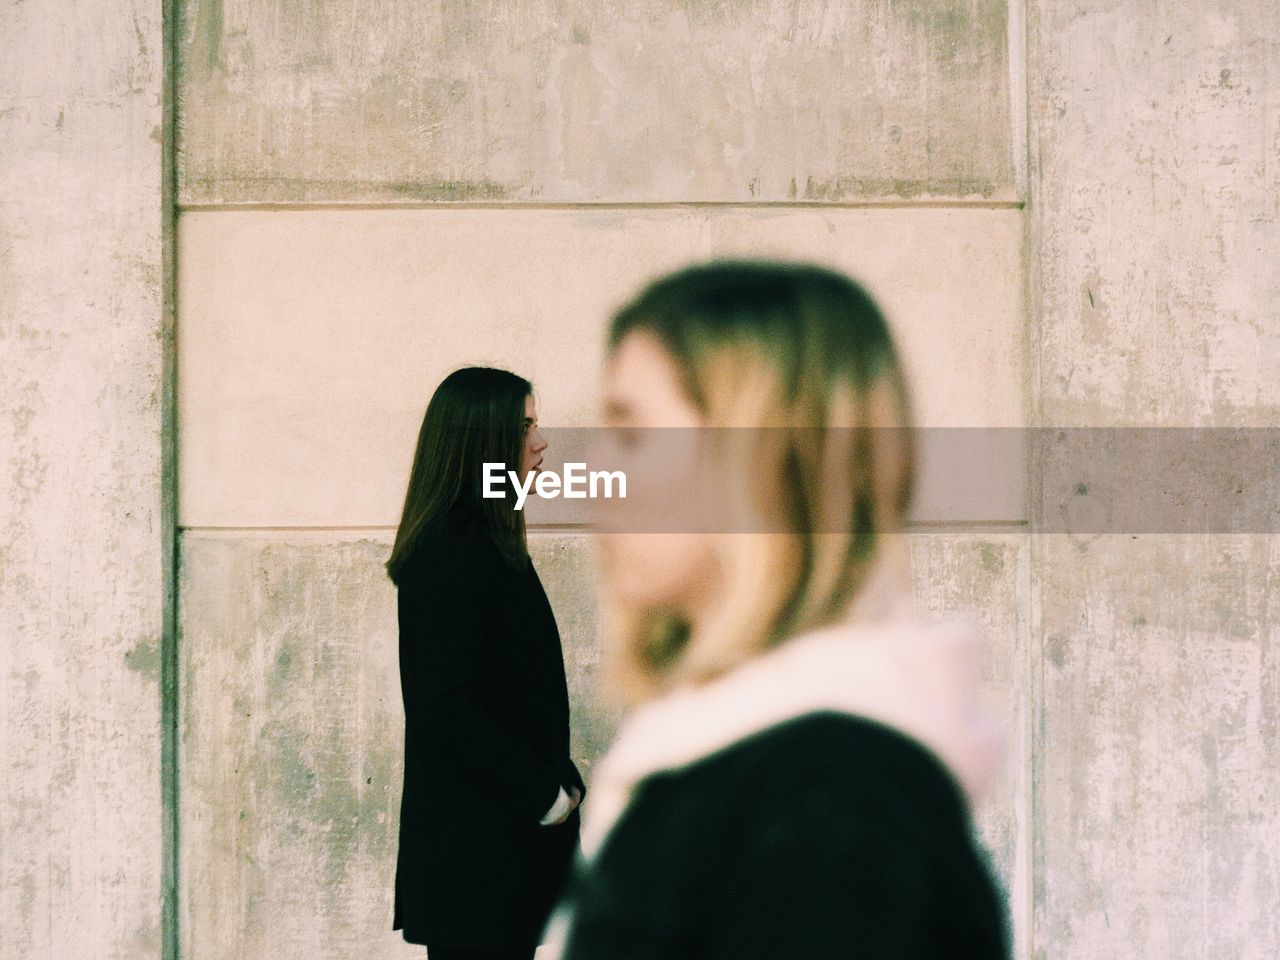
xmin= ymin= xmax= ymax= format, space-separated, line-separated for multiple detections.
xmin=533 ymin=430 xmax=549 ymax=453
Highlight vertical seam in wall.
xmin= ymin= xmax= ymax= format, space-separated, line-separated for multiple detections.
xmin=1012 ymin=0 xmax=1039 ymax=957
xmin=1017 ymin=0 xmax=1043 ymax=958
xmin=1009 ymin=0 xmax=1030 ymax=204
xmin=161 ymin=0 xmax=181 ymax=957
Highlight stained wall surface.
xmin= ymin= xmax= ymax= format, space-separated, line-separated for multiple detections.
xmin=178 ymin=0 xmax=1013 ymax=204
xmin=1 ymin=2 xmax=167 ymax=958
xmin=1027 ymin=3 xmax=1280 ymax=958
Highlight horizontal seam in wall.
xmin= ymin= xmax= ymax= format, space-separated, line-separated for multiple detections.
xmin=177 ymin=199 xmax=1026 ymax=213
xmin=178 ymin=520 xmax=1030 ymax=535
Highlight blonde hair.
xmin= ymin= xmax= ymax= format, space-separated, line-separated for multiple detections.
xmin=604 ymin=261 xmax=916 ymax=704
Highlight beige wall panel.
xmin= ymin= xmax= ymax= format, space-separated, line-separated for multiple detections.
xmin=179 ymin=528 xmax=1024 ymax=959
xmin=1029 ymin=1 xmax=1279 ymax=427
xmin=1034 ymin=534 xmax=1279 ymax=960
xmin=178 ymin=0 xmax=1013 ymax=204
xmin=177 ymin=206 xmax=1025 ymax=527
xmin=0 ymin=2 xmax=166 ymax=958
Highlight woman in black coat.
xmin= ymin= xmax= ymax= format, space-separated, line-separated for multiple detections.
xmin=387 ymin=367 xmax=585 ymax=960
xmin=541 ymin=262 xmax=1011 ymax=959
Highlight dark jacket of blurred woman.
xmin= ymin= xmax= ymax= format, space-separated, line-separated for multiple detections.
xmin=388 ymin=367 xmax=585 ymax=958
xmin=542 ymin=262 xmax=1011 ymax=960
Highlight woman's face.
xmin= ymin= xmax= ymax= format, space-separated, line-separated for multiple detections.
xmin=519 ymin=393 xmax=548 ymax=482
xmin=595 ymin=331 xmax=721 ymax=620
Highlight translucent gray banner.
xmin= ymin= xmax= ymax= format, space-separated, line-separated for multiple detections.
xmin=496 ymin=428 xmax=1280 ymax=534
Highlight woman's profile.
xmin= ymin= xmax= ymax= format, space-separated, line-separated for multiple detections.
xmin=388 ymin=367 xmax=585 ymax=960
xmin=547 ymin=261 xmax=1010 ymax=959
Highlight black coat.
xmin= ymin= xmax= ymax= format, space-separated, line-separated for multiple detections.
xmin=393 ymin=509 xmax=584 ymax=950
xmin=558 ymin=712 xmax=1010 ymax=959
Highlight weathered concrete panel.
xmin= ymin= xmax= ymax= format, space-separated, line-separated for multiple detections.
xmin=1028 ymin=3 xmax=1280 ymax=958
xmin=1029 ymin=1 xmax=1280 ymax=427
xmin=178 ymin=530 xmax=1021 ymax=957
xmin=0 ymin=2 xmax=166 ymax=959
xmin=178 ymin=0 xmax=1013 ymax=204
xmin=177 ymin=206 xmax=1025 ymax=527
xmin=1034 ymin=535 xmax=1280 ymax=960
xmin=177 ymin=531 xmax=606 ymax=960
xmin=178 ymin=533 xmax=413 ymax=960
xmin=527 ymin=535 xmax=622 ymax=776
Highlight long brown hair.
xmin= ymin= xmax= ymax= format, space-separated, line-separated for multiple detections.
xmin=386 ymin=367 xmax=531 ymax=583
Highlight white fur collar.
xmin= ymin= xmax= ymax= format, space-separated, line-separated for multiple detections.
xmin=577 ymin=612 xmax=1006 ymax=862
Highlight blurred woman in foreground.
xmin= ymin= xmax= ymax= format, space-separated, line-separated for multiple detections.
xmin=546 ymin=261 xmax=1010 ymax=959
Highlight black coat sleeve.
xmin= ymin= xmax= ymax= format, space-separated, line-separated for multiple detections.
xmin=563 ymin=758 xmax=586 ymax=798
xmin=399 ymin=536 xmax=565 ymax=823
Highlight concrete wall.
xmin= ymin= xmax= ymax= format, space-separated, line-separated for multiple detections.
xmin=178 ymin=0 xmax=1013 ymax=204
xmin=173 ymin=3 xmax=1031 ymax=959
xmin=1027 ymin=3 xmax=1280 ymax=957
xmin=1 ymin=1 xmax=167 ymax=958
xmin=175 ymin=212 xmax=1028 ymax=960
xmin=5 ymin=0 xmax=1276 ymax=958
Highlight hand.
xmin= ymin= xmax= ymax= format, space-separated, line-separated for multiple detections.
xmin=549 ymin=785 xmax=582 ymax=826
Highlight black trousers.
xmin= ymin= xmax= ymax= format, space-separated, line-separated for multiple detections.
xmin=426 ymin=948 xmax=536 ymax=960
